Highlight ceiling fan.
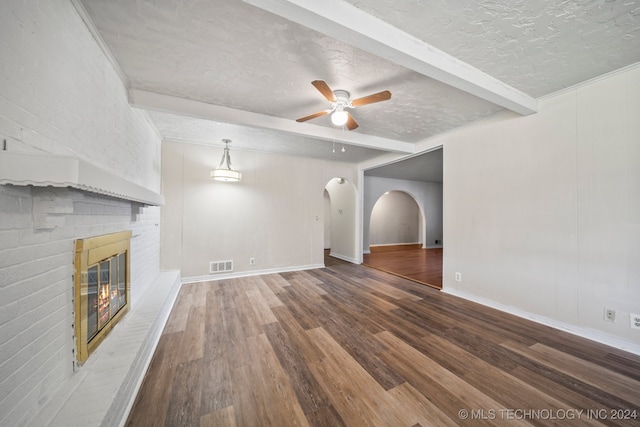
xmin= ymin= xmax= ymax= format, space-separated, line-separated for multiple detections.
xmin=296 ymin=80 xmax=391 ymax=130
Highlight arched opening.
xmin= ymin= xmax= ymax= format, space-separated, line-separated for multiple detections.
xmin=364 ymin=189 xmax=443 ymax=285
xmin=369 ymin=190 xmax=422 ymax=249
xmin=323 ymin=189 xmax=331 ymax=250
xmin=323 ymin=177 xmax=358 ymax=264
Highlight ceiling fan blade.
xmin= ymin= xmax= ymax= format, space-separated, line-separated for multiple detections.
xmin=311 ymin=80 xmax=336 ymax=102
xmin=351 ymin=90 xmax=391 ymax=107
xmin=346 ymin=112 xmax=359 ymax=130
xmin=296 ymin=110 xmax=330 ymax=123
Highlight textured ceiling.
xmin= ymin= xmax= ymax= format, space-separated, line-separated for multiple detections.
xmin=345 ymin=0 xmax=640 ymax=97
xmin=77 ymin=0 xmax=640 ymax=180
xmin=365 ymin=148 xmax=443 ymax=183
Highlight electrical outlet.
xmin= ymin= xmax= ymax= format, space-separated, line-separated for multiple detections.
xmin=249 ymin=257 xmax=255 ymax=266
xmin=630 ymin=313 xmax=640 ymax=329
xmin=455 ymin=272 xmax=462 ymax=282
xmin=604 ymin=308 xmax=616 ymax=322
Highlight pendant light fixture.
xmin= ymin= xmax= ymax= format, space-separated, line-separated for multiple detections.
xmin=211 ymin=139 xmax=242 ymax=182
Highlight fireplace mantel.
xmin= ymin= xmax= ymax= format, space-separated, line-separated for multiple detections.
xmin=0 ymin=151 xmax=164 ymax=206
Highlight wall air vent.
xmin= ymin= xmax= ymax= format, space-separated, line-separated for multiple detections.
xmin=209 ymin=260 xmax=233 ymax=274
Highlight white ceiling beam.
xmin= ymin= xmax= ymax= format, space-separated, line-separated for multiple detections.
xmin=244 ymin=0 xmax=538 ymax=115
xmin=129 ymin=90 xmax=415 ymax=154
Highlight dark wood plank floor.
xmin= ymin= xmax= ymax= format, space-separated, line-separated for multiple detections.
xmin=127 ymin=256 xmax=640 ymax=426
xmin=363 ymin=247 xmax=443 ymax=289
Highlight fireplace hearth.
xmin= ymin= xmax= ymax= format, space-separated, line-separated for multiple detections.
xmin=74 ymin=231 xmax=131 ymax=364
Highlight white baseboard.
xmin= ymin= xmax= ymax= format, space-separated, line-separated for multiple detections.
xmin=370 ymin=242 xmax=422 ymax=247
xmin=181 ymin=263 xmax=325 ymax=284
xmin=329 ymin=252 xmax=359 ymax=264
xmin=442 ymin=288 xmax=640 ymax=356
xmin=365 ymin=243 xmax=443 ymax=252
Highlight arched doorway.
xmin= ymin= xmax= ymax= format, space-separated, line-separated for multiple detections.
xmin=363 ymin=189 xmax=442 ymax=289
xmin=323 ymin=177 xmax=358 ymax=264
xmin=323 ymin=189 xmax=331 ymax=250
xmin=369 ymin=190 xmax=422 ymax=249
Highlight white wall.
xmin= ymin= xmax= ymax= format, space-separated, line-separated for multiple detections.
xmin=370 ymin=190 xmax=420 ymax=245
xmin=161 ymin=141 xmax=358 ymax=279
xmin=442 ymin=64 xmax=640 ymax=348
xmin=0 ymin=1 xmax=162 ymax=425
xmin=363 ymin=176 xmax=443 ymax=252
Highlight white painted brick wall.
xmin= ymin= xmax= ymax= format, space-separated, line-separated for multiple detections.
xmin=0 ymin=1 xmax=163 ymax=426
xmin=129 ymin=204 xmax=162 ymax=302
xmin=0 ymin=187 xmax=161 ymax=426
xmin=0 ymin=0 xmax=161 ymax=192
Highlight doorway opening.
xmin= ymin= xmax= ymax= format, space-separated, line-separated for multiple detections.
xmin=363 ymin=190 xmax=441 ymax=288
xmin=362 ymin=147 xmax=443 ymax=288
xmin=323 ymin=177 xmax=358 ymax=264
xmin=369 ymin=190 xmax=422 ymax=250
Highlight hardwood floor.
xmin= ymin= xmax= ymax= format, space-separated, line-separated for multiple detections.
xmin=126 ymin=256 xmax=640 ymax=426
xmin=363 ymin=247 xmax=443 ymax=289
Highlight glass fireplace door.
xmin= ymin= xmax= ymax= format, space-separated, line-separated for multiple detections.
xmin=74 ymin=231 xmax=131 ymax=364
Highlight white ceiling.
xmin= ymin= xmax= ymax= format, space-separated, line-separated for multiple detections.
xmin=77 ymin=0 xmax=640 ymax=180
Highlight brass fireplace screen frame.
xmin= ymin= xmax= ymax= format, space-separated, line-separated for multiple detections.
xmin=74 ymin=231 xmax=131 ymax=363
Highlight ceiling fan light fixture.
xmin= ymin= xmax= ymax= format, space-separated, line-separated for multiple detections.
xmin=331 ymin=109 xmax=349 ymax=126
xmin=211 ymin=139 xmax=242 ymax=182
xmin=297 ymin=81 xmax=390 ymax=132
